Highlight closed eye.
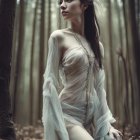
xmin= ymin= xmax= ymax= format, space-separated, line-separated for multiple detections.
xmin=58 ymin=0 xmax=74 ymax=5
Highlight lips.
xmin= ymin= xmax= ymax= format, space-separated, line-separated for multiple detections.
xmin=62 ymin=11 xmax=69 ymax=15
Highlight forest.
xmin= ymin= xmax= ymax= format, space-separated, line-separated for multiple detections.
xmin=0 ymin=0 xmax=140 ymax=139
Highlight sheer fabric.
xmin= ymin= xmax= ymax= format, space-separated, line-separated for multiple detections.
xmin=42 ymin=30 xmax=116 ymax=140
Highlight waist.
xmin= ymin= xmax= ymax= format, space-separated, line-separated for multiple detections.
xmin=61 ymin=101 xmax=86 ymax=122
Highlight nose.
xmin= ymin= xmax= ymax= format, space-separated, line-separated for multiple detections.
xmin=60 ymin=1 xmax=67 ymax=10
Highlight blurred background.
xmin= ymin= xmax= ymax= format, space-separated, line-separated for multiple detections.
xmin=4 ymin=0 xmax=140 ymax=139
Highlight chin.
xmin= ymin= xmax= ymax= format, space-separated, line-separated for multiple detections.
xmin=63 ymin=17 xmax=70 ymax=21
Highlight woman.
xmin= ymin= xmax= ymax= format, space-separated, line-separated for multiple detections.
xmin=42 ymin=0 xmax=123 ymax=139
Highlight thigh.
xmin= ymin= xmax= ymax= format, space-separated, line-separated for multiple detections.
xmin=66 ymin=124 xmax=94 ymax=140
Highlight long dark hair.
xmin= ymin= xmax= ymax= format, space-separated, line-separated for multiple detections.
xmin=81 ymin=0 xmax=103 ymax=69
xmin=58 ymin=0 xmax=103 ymax=68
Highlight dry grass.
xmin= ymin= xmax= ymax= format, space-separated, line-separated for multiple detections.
xmin=14 ymin=120 xmax=140 ymax=140
xmin=14 ymin=120 xmax=44 ymax=140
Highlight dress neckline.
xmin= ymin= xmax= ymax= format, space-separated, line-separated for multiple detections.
xmin=61 ymin=28 xmax=95 ymax=58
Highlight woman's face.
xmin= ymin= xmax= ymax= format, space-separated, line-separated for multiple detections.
xmin=58 ymin=0 xmax=85 ymax=21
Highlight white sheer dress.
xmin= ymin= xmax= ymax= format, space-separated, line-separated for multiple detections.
xmin=42 ymin=29 xmax=116 ymax=140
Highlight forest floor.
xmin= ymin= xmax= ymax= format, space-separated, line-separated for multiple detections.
xmin=14 ymin=120 xmax=140 ymax=140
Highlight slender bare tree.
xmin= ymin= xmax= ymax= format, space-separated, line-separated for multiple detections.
xmin=0 ymin=0 xmax=16 ymax=139
xmin=38 ymin=0 xmax=45 ymax=119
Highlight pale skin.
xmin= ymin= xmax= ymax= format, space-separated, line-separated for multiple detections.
xmin=55 ymin=0 xmax=123 ymax=139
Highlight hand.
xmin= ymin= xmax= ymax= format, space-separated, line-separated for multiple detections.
xmin=107 ymin=125 xmax=123 ymax=140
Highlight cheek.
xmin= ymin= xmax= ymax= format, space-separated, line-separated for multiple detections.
xmin=68 ymin=2 xmax=82 ymax=16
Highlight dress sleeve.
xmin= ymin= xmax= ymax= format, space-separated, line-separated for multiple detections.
xmin=41 ymin=33 xmax=69 ymax=140
xmin=93 ymin=42 xmax=116 ymax=140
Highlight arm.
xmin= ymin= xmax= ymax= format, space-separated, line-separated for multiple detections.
xmin=95 ymin=42 xmax=116 ymax=123
xmin=93 ymin=42 xmax=116 ymax=139
xmin=42 ymin=31 xmax=69 ymax=140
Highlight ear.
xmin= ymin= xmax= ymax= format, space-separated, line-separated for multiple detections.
xmin=84 ymin=4 xmax=88 ymax=10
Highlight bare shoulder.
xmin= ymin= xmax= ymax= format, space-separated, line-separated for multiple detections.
xmin=99 ymin=41 xmax=104 ymax=58
xmin=50 ymin=29 xmax=65 ymax=41
xmin=49 ymin=30 xmax=66 ymax=59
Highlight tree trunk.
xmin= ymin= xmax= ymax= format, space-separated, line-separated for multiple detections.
xmin=108 ymin=0 xmax=116 ymax=114
xmin=12 ymin=0 xmax=26 ymax=122
xmin=0 ymin=0 xmax=16 ymax=139
xmin=38 ymin=0 xmax=45 ymax=119
xmin=128 ymin=0 xmax=140 ymax=124
xmin=29 ymin=0 xmax=39 ymax=125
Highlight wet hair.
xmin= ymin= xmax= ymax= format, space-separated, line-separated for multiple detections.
xmin=81 ymin=0 xmax=103 ymax=69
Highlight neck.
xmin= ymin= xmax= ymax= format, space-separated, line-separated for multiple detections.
xmin=69 ymin=14 xmax=85 ymax=36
